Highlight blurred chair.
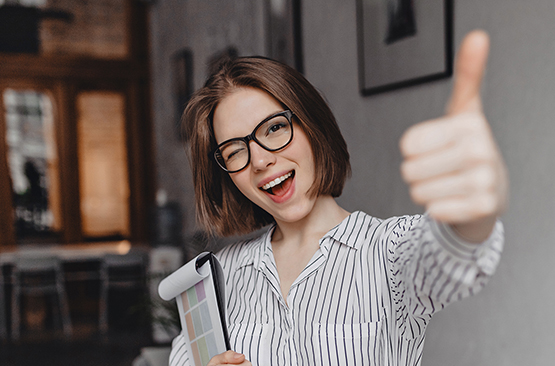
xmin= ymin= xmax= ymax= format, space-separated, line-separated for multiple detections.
xmin=148 ymin=246 xmax=183 ymax=343
xmin=132 ymin=346 xmax=171 ymax=366
xmin=0 ymin=265 xmax=7 ymax=341
xmin=99 ymin=251 xmax=146 ymax=334
xmin=11 ymin=254 xmax=72 ymax=340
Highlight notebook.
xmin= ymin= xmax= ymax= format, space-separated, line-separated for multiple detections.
xmin=158 ymin=252 xmax=230 ymax=366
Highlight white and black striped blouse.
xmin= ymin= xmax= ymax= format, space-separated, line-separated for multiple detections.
xmin=170 ymin=211 xmax=503 ymax=366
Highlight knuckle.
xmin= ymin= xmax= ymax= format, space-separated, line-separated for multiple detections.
xmin=463 ymin=137 xmax=488 ymax=161
xmin=458 ymin=112 xmax=487 ymax=133
xmin=470 ymin=166 xmax=496 ymax=191
xmin=466 ymin=114 xmax=486 ymax=130
xmin=483 ymin=169 xmax=497 ymax=190
xmin=410 ymin=186 xmax=426 ymax=205
xmin=411 ymin=182 xmax=431 ymax=205
xmin=427 ymin=202 xmax=445 ymax=221
xmin=455 ymin=127 xmax=494 ymax=163
xmin=450 ymin=148 xmax=466 ymax=169
xmin=475 ymin=194 xmax=497 ymax=216
xmin=399 ymin=131 xmax=412 ymax=156
xmin=400 ymin=161 xmax=414 ymax=182
xmin=224 ymin=350 xmax=236 ymax=359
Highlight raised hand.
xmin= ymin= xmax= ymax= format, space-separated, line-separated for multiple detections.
xmin=400 ymin=30 xmax=508 ymax=242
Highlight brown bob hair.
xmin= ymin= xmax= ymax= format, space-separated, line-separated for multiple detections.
xmin=183 ymin=56 xmax=350 ymax=237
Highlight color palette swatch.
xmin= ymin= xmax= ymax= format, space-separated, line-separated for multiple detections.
xmin=181 ymin=280 xmax=220 ymax=366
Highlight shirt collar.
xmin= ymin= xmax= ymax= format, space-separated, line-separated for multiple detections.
xmin=236 ymin=211 xmax=365 ymax=271
xmin=320 ymin=211 xmax=364 ymax=251
xmin=235 ymin=224 xmax=274 ymax=271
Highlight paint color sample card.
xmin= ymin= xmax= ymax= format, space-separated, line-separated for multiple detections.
xmin=159 ymin=252 xmax=230 ymax=366
xmin=181 ymin=280 xmax=221 ymax=365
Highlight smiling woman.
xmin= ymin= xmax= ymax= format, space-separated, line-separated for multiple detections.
xmin=171 ymin=33 xmax=507 ymax=366
xmin=184 ymin=57 xmax=350 ymax=238
xmin=211 ymin=87 xmax=320 ymax=224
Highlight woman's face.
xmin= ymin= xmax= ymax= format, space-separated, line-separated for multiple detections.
xmin=212 ymin=87 xmax=318 ymax=224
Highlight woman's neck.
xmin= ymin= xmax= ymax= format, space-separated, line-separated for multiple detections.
xmin=271 ymin=195 xmax=350 ymax=249
xmin=270 ymin=195 xmax=350 ymax=303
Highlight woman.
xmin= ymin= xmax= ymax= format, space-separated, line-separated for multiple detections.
xmin=170 ymin=31 xmax=507 ymax=366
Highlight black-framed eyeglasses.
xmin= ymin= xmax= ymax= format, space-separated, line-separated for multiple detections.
xmin=212 ymin=110 xmax=294 ymax=173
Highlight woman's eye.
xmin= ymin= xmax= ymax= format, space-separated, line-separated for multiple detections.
xmin=265 ymin=121 xmax=287 ymax=135
xmin=225 ymin=147 xmax=246 ymax=161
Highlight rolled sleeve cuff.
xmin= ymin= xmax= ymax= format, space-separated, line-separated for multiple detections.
xmin=429 ymin=217 xmax=504 ymax=285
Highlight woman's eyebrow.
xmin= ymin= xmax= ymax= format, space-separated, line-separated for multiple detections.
xmin=217 ymin=109 xmax=286 ymax=143
xmin=259 ymin=109 xmax=286 ymax=122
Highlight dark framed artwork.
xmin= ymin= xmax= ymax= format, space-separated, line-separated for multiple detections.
xmin=265 ymin=0 xmax=304 ymax=73
xmin=357 ymin=0 xmax=453 ymax=96
xmin=173 ymin=48 xmax=194 ymax=140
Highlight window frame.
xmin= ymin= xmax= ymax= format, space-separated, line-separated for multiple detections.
xmin=0 ymin=2 xmax=153 ymax=246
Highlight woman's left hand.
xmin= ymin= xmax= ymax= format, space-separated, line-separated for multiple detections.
xmin=399 ymin=30 xmax=508 ymax=242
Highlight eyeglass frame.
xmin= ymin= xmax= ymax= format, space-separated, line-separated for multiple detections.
xmin=211 ymin=109 xmax=295 ymax=173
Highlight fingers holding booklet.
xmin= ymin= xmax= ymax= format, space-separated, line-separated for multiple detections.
xmin=159 ymin=252 xmax=234 ymax=366
xmin=206 ymin=351 xmax=251 ymax=366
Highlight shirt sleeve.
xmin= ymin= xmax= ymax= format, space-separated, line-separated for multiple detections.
xmin=168 ymin=331 xmax=192 ymax=366
xmin=386 ymin=214 xmax=504 ymax=340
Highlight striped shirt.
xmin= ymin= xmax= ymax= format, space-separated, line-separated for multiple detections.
xmin=170 ymin=211 xmax=503 ymax=366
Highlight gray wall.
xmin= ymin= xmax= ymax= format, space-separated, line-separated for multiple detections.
xmin=150 ymin=0 xmax=555 ymax=364
xmin=149 ymin=1 xmax=265 ymax=240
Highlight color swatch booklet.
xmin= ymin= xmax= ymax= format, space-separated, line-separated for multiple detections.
xmin=158 ymin=252 xmax=230 ymax=366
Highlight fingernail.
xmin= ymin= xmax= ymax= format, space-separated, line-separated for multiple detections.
xmin=233 ymin=352 xmax=243 ymax=360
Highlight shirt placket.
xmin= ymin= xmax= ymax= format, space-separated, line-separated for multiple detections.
xmin=285 ymin=242 xmax=330 ymax=366
xmin=259 ymin=235 xmax=334 ymax=365
xmin=289 ymin=237 xmax=330 ymax=290
xmin=285 ymin=288 xmax=298 ymax=366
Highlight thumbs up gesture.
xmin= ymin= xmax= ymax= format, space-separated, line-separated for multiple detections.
xmin=400 ymin=31 xmax=508 ymax=242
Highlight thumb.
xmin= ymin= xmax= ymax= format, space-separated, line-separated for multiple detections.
xmin=447 ymin=30 xmax=490 ymax=115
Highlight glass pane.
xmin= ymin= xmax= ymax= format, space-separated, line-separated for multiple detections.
xmin=3 ymin=88 xmax=62 ymax=242
xmin=77 ymin=91 xmax=130 ymax=238
xmin=39 ymin=0 xmax=128 ymax=59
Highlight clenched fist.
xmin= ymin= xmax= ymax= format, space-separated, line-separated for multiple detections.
xmin=400 ymin=30 xmax=508 ymax=242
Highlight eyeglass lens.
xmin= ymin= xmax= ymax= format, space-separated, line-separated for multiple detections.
xmin=216 ymin=113 xmax=292 ymax=172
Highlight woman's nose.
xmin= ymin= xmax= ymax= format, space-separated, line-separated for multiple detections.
xmin=249 ymin=141 xmax=276 ymax=171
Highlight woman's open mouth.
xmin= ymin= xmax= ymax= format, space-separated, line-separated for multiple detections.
xmin=260 ymin=171 xmax=295 ymax=197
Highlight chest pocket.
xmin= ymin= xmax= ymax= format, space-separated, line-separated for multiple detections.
xmin=313 ymin=320 xmax=384 ymax=366
xmin=228 ymin=323 xmax=271 ymax=366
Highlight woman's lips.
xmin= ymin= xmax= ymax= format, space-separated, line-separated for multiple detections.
xmin=262 ymin=171 xmax=296 ymax=203
xmin=261 ymin=171 xmax=293 ymax=191
xmin=270 ymin=173 xmax=293 ymax=197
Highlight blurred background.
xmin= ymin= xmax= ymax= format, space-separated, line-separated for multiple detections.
xmin=0 ymin=0 xmax=553 ymax=365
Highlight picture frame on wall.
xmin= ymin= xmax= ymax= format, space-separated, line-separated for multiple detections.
xmin=356 ymin=0 xmax=453 ymax=96
xmin=173 ymin=48 xmax=194 ymax=141
xmin=266 ymin=0 xmax=304 ymax=73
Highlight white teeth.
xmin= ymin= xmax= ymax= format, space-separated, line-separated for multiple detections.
xmin=262 ymin=172 xmax=292 ymax=191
